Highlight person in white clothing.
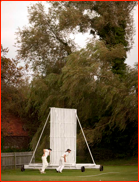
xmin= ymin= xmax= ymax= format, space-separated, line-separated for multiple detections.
xmin=56 ymin=149 xmax=71 ymax=173
xmin=40 ymin=148 xmax=52 ymax=174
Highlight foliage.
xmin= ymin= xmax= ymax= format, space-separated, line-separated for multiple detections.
xmin=60 ymin=41 xmax=137 ymax=155
xmin=1 ymin=147 xmax=31 ymax=153
xmin=16 ymin=3 xmax=76 ymax=76
xmin=8 ymin=2 xmax=138 ymax=159
xmin=49 ymin=1 xmax=137 ymax=76
xmin=24 ymin=40 xmax=137 ymax=158
xmin=1 ymin=45 xmax=23 ymax=86
xmin=1 ymin=45 xmax=24 ymax=115
xmin=15 ymin=2 xmax=137 ymax=79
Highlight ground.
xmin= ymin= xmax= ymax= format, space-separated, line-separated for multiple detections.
xmin=1 ymin=166 xmax=138 ymax=181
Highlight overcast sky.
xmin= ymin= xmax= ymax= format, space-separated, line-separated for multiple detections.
xmin=1 ymin=1 xmax=138 ymax=67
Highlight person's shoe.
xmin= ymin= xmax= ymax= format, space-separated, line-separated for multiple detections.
xmin=55 ymin=169 xmax=58 ymax=173
xmin=40 ymin=171 xmax=46 ymax=174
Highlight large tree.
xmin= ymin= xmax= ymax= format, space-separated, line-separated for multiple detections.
xmin=49 ymin=1 xmax=137 ymax=76
xmin=26 ymin=40 xmax=137 ymax=159
xmin=1 ymin=45 xmax=23 ymax=86
xmin=1 ymin=45 xmax=24 ymax=115
xmin=15 ymin=2 xmax=138 ymax=159
xmin=16 ymin=2 xmax=137 ymax=76
xmin=16 ymin=3 xmax=76 ymax=76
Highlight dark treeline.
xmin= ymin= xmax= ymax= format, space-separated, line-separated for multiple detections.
xmin=1 ymin=1 xmax=138 ymax=161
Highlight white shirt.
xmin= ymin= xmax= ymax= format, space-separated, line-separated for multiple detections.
xmin=43 ymin=149 xmax=49 ymax=158
xmin=61 ymin=152 xmax=69 ymax=158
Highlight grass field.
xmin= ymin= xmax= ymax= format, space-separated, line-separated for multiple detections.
xmin=1 ymin=165 xmax=138 ymax=181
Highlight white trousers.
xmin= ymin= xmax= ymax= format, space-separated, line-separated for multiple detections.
xmin=56 ymin=157 xmax=65 ymax=172
xmin=41 ymin=156 xmax=48 ymax=172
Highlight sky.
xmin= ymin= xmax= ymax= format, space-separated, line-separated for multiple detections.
xmin=1 ymin=1 xmax=138 ymax=68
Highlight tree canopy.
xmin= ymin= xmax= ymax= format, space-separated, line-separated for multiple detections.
xmin=3 ymin=1 xmax=137 ymax=159
xmin=49 ymin=1 xmax=137 ymax=76
xmin=1 ymin=45 xmax=24 ymax=115
xmin=25 ymin=40 xmax=138 ymax=158
xmin=16 ymin=1 xmax=137 ymax=77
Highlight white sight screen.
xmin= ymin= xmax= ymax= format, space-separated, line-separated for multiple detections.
xmin=50 ymin=107 xmax=77 ymax=166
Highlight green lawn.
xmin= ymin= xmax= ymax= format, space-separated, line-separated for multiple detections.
xmin=1 ymin=166 xmax=138 ymax=181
